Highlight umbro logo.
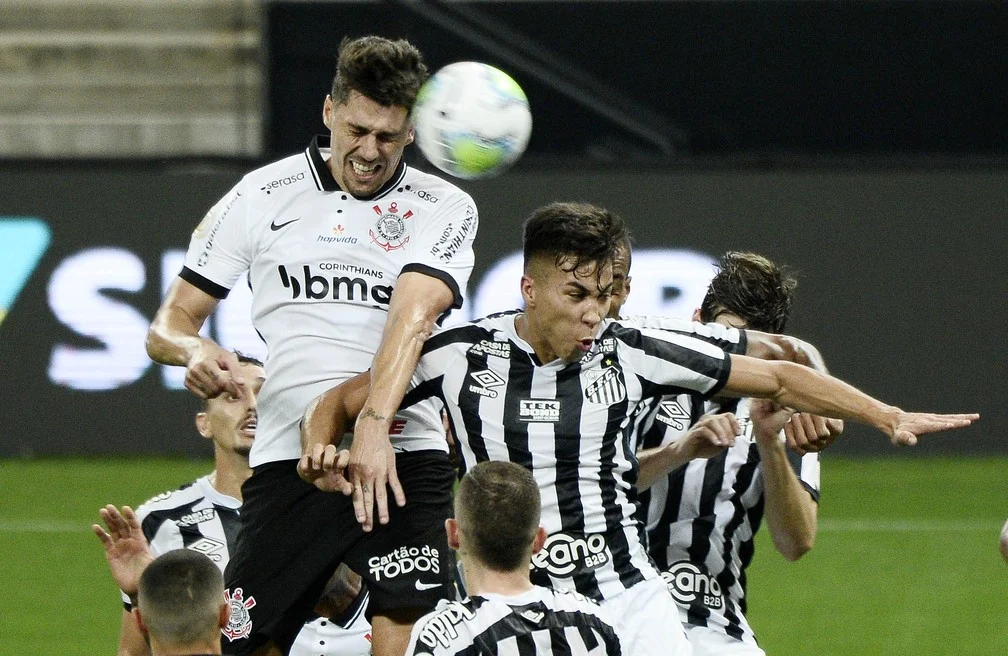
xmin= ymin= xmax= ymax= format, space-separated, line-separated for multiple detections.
xmin=270 ymin=217 xmax=300 ymax=231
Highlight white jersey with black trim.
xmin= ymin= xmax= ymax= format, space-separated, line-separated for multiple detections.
xmin=125 ymin=475 xmax=373 ymax=656
xmin=182 ymin=136 xmax=477 ymax=466
xmin=405 ymin=587 xmax=627 ymax=656
xmin=402 ymin=313 xmax=735 ymax=602
xmin=639 ymin=396 xmax=821 ymax=646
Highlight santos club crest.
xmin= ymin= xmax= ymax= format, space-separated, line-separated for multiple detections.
xmin=222 ymin=587 xmax=256 ymax=642
xmin=370 ymin=202 xmax=413 ymax=251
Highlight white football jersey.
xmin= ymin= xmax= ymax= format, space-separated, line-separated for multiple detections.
xmin=183 ymin=137 xmax=478 ymax=466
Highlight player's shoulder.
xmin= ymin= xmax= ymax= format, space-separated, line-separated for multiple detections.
xmin=546 ymin=586 xmax=606 ymax=613
xmin=239 ymin=149 xmax=316 ymax=199
xmin=401 ymin=164 xmax=476 ymax=207
xmin=423 ymin=312 xmax=517 ymax=355
xmin=134 ymin=475 xmax=211 ymax=519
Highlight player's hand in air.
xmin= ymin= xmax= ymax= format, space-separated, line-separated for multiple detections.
xmin=92 ymin=505 xmax=154 ymax=598
xmin=782 ymin=412 xmax=844 ymax=455
xmin=749 ymin=400 xmax=799 ymax=448
xmin=677 ymin=412 xmax=740 ymax=461
xmin=185 ymin=340 xmax=244 ymax=400
xmin=298 ymin=444 xmax=353 ymax=495
xmin=885 ymin=410 xmax=979 ymax=446
xmin=349 ymin=412 xmax=406 ymax=532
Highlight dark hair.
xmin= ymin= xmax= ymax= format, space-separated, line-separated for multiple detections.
xmin=455 ymin=461 xmax=541 ymax=572
xmin=137 ymin=550 xmax=224 ymax=646
xmin=522 ymin=202 xmax=627 ymax=276
xmin=202 ymin=351 xmax=263 ymax=410
xmin=699 ymin=251 xmax=797 ymax=333
xmin=331 ymin=36 xmax=428 ymax=108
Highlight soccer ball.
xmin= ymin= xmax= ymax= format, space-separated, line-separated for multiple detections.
xmin=412 ymin=62 xmax=532 ymax=180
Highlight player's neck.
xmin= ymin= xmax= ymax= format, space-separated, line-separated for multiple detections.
xmin=210 ymin=451 xmax=252 ymax=501
xmin=460 ymin=559 xmax=534 ymax=598
xmin=148 ymin=637 xmax=221 ymax=656
xmin=514 ymin=313 xmax=558 ymax=364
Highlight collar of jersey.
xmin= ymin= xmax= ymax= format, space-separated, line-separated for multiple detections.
xmin=307 ymin=134 xmax=407 ymax=200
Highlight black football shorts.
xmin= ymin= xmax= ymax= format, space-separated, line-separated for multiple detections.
xmin=221 ymin=450 xmax=456 ymax=655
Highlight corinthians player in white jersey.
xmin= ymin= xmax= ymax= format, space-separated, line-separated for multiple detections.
xmin=301 ymin=201 xmax=977 ymax=656
xmin=146 ymin=37 xmax=477 ymax=656
xmin=93 ymin=354 xmax=372 ymax=656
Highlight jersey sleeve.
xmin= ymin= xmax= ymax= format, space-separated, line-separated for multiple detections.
xmin=618 ymin=315 xmax=747 ymax=354
xmin=401 ymin=191 xmax=478 ymax=310
xmin=615 ymin=324 xmax=734 ymax=399
xmin=179 ymin=178 xmax=254 ymax=298
xmin=787 ymin=449 xmax=822 ymax=502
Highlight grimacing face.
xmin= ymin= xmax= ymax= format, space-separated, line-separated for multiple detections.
xmin=323 ymin=90 xmax=414 ymax=197
xmin=521 ymin=256 xmax=613 ymax=363
xmin=199 ymin=362 xmax=265 ymax=457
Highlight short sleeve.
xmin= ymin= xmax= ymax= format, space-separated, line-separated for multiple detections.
xmin=180 ymin=179 xmax=254 ymax=298
xmin=400 ymin=193 xmax=478 ymax=310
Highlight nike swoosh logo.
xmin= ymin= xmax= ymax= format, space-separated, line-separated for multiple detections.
xmin=414 ymin=580 xmax=441 ymax=591
xmin=270 ymin=217 xmax=300 ymax=231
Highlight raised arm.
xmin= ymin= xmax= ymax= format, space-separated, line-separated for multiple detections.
xmin=299 ymin=371 xmax=371 ymax=495
xmin=636 ymin=412 xmax=738 ymax=490
xmin=146 ymin=277 xmax=241 ymax=399
xmin=723 ymin=355 xmax=978 ymax=445
xmin=349 ymin=271 xmax=454 ymax=531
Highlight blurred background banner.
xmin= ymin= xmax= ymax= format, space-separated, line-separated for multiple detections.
xmin=0 ymin=161 xmax=1002 ymax=457
xmin=0 ymin=0 xmax=1002 ymax=457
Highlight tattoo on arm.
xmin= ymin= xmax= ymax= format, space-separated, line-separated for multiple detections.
xmin=360 ymin=407 xmax=389 ymax=422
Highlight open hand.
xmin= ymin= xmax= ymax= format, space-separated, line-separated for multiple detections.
xmin=298 ymin=444 xmax=353 ymax=495
xmin=92 ymin=505 xmax=154 ymax=597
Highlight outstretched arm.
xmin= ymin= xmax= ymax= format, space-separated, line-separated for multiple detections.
xmin=723 ymin=355 xmax=979 ymax=445
xmin=92 ymin=505 xmax=154 ymax=599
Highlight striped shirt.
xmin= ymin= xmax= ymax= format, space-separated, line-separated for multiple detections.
xmin=124 ymin=475 xmax=372 ymax=655
xmin=405 ymin=587 xmax=625 ymax=655
xmin=404 ymin=312 xmax=735 ymax=602
xmin=639 ymin=397 xmax=821 ymax=645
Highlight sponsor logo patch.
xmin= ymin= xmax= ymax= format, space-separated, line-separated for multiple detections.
xmin=662 ymin=561 xmax=724 ymax=610
xmin=519 ymin=400 xmax=561 ymax=423
xmin=531 ymin=532 xmax=611 ymax=577
xmin=467 ymin=369 xmax=505 ymax=398
xmin=177 ymin=508 xmax=217 ymax=527
xmin=222 ymin=587 xmax=256 ymax=641
xmin=260 ymin=171 xmax=305 ymax=194
xmin=467 ymin=339 xmax=510 ymax=358
xmin=368 ymin=545 xmax=441 ymax=582
xmin=417 ymin=602 xmax=476 ymax=650
xmin=655 ymin=399 xmax=691 ymax=431
xmin=187 ymin=537 xmax=226 ymax=563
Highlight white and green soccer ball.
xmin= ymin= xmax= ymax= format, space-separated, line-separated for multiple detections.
xmin=412 ymin=62 xmax=532 ymax=180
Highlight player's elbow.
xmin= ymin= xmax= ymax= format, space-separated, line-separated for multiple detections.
xmin=777 ymin=534 xmax=815 ymax=562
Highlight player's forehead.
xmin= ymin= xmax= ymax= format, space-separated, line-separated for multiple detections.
xmin=333 ymin=90 xmax=409 ymax=133
xmin=555 ymin=255 xmax=613 ymax=290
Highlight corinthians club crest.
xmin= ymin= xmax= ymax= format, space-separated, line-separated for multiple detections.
xmin=222 ymin=587 xmax=257 ymax=642
xmin=370 ymin=202 xmax=413 ymax=251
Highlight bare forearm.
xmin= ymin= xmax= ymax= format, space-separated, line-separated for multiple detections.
xmin=730 ymin=358 xmax=899 ymax=432
xmin=757 ymin=437 xmax=817 ymax=561
xmin=637 ymin=442 xmax=691 ymax=490
xmin=146 ymin=305 xmax=208 ymax=365
xmin=745 ymin=332 xmax=828 ymax=374
xmin=302 ymin=373 xmax=370 ymax=454
xmin=360 ymin=309 xmax=436 ymax=423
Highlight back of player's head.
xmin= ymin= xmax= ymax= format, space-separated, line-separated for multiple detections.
xmin=455 ymin=461 xmax=541 ymax=572
xmin=331 ymin=36 xmax=429 ymax=108
xmin=699 ymin=251 xmax=797 ymax=333
xmin=136 ymin=550 xmax=224 ymax=648
xmin=522 ymin=202 xmax=628 ymax=276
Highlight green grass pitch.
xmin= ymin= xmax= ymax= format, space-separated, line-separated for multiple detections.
xmin=1 ymin=456 xmax=1004 ymax=654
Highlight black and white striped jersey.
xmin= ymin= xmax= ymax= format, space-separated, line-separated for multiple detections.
xmin=404 ymin=586 xmax=626 ymax=656
xmin=122 ymin=475 xmax=372 ymax=655
xmin=639 ymin=397 xmax=821 ymax=645
xmin=403 ymin=312 xmax=734 ymax=602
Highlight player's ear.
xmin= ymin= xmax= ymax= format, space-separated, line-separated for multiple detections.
xmin=195 ymin=412 xmax=212 ymax=440
xmin=405 ymin=124 xmax=415 ymax=146
xmin=691 ymin=307 xmax=702 ymax=322
xmin=445 ymin=518 xmax=460 ymax=549
xmin=322 ymin=95 xmax=334 ymax=131
xmin=133 ymin=608 xmax=148 ymax=637
xmin=530 ymin=526 xmax=548 ymax=555
xmin=218 ymin=601 xmax=230 ymax=629
xmin=520 ymin=274 xmax=535 ymax=308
